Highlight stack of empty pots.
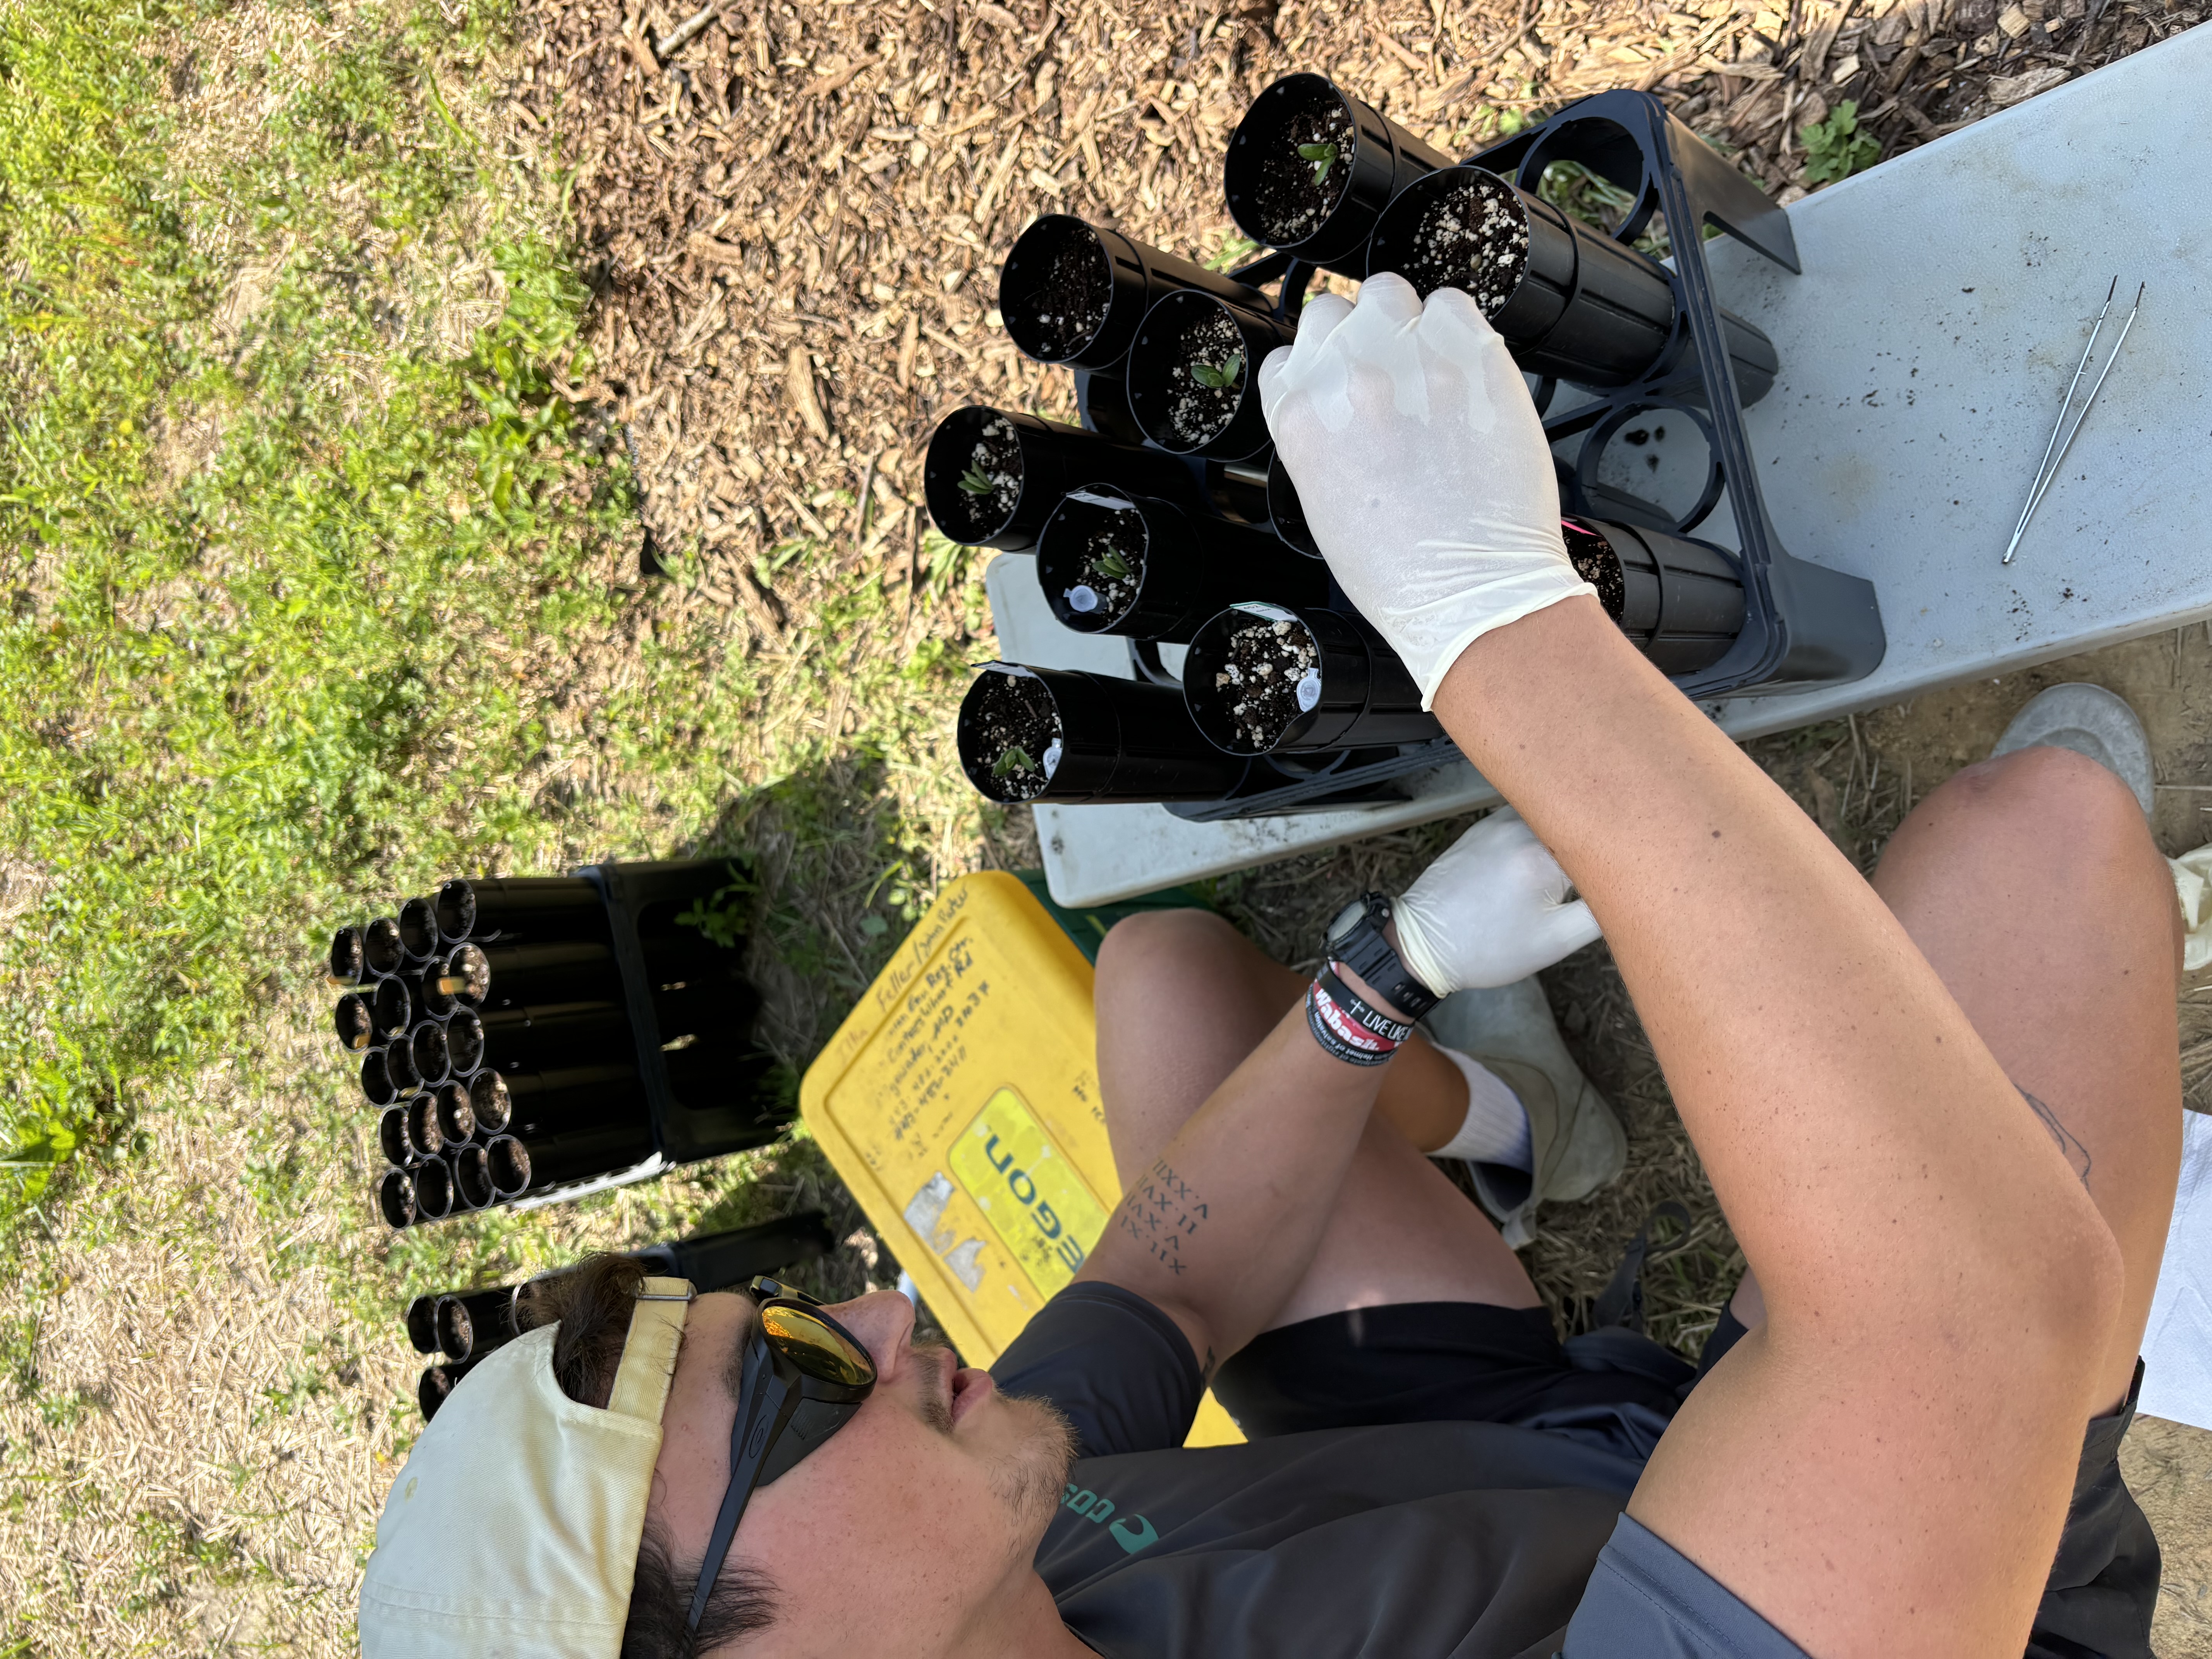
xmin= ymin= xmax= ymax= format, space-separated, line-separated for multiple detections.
xmin=406 ymin=1212 xmax=837 ymax=1419
xmin=326 ymin=864 xmax=793 ymax=1229
xmin=930 ymin=71 xmax=1778 ymax=815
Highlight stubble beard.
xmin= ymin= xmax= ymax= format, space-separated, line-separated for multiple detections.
xmin=913 ymin=1343 xmax=1076 ymax=1535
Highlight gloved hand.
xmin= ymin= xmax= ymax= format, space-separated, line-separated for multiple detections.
xmin=1257 ymin=273 xmax=1593 ymax=708
xmin=1394 ymin=807 xmax=1600 ymax=993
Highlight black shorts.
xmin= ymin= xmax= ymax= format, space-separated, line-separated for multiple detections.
xmin=1213 ymin=1300 xmax=2159 ymax=1657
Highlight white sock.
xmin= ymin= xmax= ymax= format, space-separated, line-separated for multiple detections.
xmin=1427 ymin=1046 xmax=1533 ymax=1171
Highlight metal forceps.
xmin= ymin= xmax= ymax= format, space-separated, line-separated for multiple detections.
xmin=2003 ymin=277 xmax=2145 ymax=565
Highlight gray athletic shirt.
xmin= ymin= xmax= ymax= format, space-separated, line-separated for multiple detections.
xmin=993 ymin=1283 xmax=1650 ymax=1659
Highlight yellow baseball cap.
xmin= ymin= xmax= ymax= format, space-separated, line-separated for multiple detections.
xmin=358 ymin=1276 xmax=694 ymax=1658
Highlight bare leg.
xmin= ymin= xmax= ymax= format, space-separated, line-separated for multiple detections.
xmin=1093 ymin=908 xmax=1539 ymax=1325
xmin=1729 ymin=745 xmax=2181 ymax=1411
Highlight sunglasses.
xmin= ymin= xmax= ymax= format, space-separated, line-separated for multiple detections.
xmin=686 ymin=1277 xmax=877 ymax=1633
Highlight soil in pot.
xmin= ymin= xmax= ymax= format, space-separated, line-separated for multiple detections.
xmin=942 ymin=416 xmax=1024 ymax=542
xmin=1211 ymin=614 xmax=1321 ymax=750
xmin=1012 ymin=226 xmax=1113 ymax=359
xmin=1164 ymin=305 xmax=1249 ymax=450
xmin=1246 ymin=97 xmax=1355 ymax=247
xmin=1561 ymin=519 xmax=1627 ymax=620
xmin=1056 ymin=491 xmax=1146 ymax=624
xmin=968 ymin=669 xmax=1064 ymax=802
xmin=1392 ymin=169 xmax=1530 ymax=313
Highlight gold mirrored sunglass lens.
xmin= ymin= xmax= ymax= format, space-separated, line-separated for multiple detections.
xmin=761 ymin=1304 xmax=875 ymax=1386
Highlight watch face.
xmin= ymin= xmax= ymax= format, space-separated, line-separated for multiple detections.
xmin=1325 ymin=898 xmax=1367 ymax=945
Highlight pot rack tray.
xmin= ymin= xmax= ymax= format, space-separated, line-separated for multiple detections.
xmin=1010 ymin=24 xmax=2212 ymax=907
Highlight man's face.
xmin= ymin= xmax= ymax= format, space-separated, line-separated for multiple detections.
xmin=649 ymin=1289 xmax=1075 ymax=1655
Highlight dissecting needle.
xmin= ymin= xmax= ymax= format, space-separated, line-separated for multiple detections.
xmin=2003 ymin=279 xmax=2143 ymax=565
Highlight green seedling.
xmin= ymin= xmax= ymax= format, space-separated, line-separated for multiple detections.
xmin=1297 ymin=141 xmax=1338 ymax=184
xmin=1190 ymin=352 xmax=1243 ymax=390
xmin=958 ymin=462 xmax=996 ymax=495
xmin=993 ymin=745 xmax=1037 ymax=778
xmin=1800 ymin=99 xmax=1880 ymax=185
xmin=1094 ymin=550 xmax=1134 ymax=580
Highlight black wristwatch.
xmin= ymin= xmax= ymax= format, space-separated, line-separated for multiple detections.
xmin=1322 ymin=892 xmax=1441 ymax=1021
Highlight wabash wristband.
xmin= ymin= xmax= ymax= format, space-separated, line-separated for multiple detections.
xmin=1306 ymin=966 xmax=1412 ymax=1067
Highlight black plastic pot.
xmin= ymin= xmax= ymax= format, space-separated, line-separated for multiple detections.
xmin=957 ymin=664 xmax=1250 ymax=805
xmin=924 ymin=405 xmax=1200 ymax=551
xmin=487 ymin=1122 xmax=659 ymax=1197
xmin=363 ymin=916 xmax=405 ymax=977
xmin=398 ymin=895 xmax=442 ymax=963
xmin=649 ymin=1213 xmax=838 ymax=1291
xmin=412 ymin=1155 xmax=454 ymax=1222
xmin=409 ymin=1021 xmax=452 ymax=1088
xmin=1125 ymin=289 xmax=1293 ymax=462
xmin=383 ymin=1034 xmax=425 ymax=1096
xmin=379 ymin=1105 xmax=416 ymax=1170
xmin=371 ymin=974 xmax=416 ymax=1041
xmin=502 ymin=1077 xmax=651 ymax=1144
xmin=441 ymin=939 xmax=623 ymax=1012
xmin=460 ymin=1002 xmax=633 ymax=1076
xmin=1563 ymin=516 xmax=1746 ymax=675
xmin=417 ymin=1355 xmax=482 ymax=1422
xmin=469 ymin=1063 xmax=641 ymax=1140
xmin=334 ymin=993 xmax=376 ymax=1053
xmin=405 ymin=1091 xmax=445 ymax=1162
xmin=360 ymin=1047 xmax=409 ymax=1107
xmin=1265 ymin=452 xmax=1323 ymax=558
xmin=377 ymin=1167 xmax=417 ymax=1229
xmin=1034 ymin=484 xmax=1330 ymax=641
xmin=436 ymin=1286 xmax=520 ymax=1363
xmin=450 ymin=1144 xmax=494 ymax=1212
xmin=999 ymin=214 xmax=1273 ymax=370
xmin=405 ymin=1294 xmax=441 ymax=1355
xmin=434 ymin=1079 xmax=477 ymax=1146
xmin=434 ymin=875 xmax=611 ymax=946
xmin=1365 ymin=164 xmax=1778 ymax=404
xmin=1224 ymin=72 xmax=1455 ymax=275
xmin=661 ymin=1043 xmax=789 ymax=1127
xmin=1183 ymin=603 xmax=1441 ymax=755
xmin=328 ymin=927 xmax=367 ymax=988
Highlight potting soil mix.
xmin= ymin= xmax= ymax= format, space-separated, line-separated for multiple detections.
xmin=1214 ymin=614 xmax=1321 ymax=750
xmin=1017 ymin=229 xmax=1113 ymax=359
xmin=1393 ymin=169 xmax=1530 ymax=313
xmin=970 ymin=666 xmax=1063 ymax=802
xmin=1246 ymin=97 xmax=1354 ymax=245
xmin=947 ymin=417 xmax=1024 ymax=541
xmin=1059 ymin=490 xmax=1145 ymax=624
xmin=1561 ymin=520 xmax=1628 ymax=620
xmin=1166 ymin=306 xmax=1247 ymax=448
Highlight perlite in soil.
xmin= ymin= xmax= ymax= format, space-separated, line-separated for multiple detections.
xmin=1390 ymin=168 xmax=1532 ymax=313
xmin=943 ymin=417 xmax=1022 ymax=541
xmin=1164 ymin=306 xmax=1248 ymax=448
xmin=1056 ymin=490 xmax=1146 ymax=624
xmin=1243 ymin=96 xmax=1354 ymax=245
xmin=1214 ymin=615 xmax=1322 ymax=750
xmin=967 ymin=666 xmax=1065 ymax=802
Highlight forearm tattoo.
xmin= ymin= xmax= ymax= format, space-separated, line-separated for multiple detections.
xmin=1116 ymin=1158 xmax=1209 ymax=1280
xmin=2021 ymin=1089 xmax=2093 ymax=1187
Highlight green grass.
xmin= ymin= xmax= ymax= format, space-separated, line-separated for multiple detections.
xmin=0 ymin=0 xmax=641 ymax=1223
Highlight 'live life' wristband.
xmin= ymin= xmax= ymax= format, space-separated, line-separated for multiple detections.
xmin=1306 ymin=966 xmax=1412 ymax=1067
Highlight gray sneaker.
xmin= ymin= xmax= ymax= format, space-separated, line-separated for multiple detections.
xmin=1422 ymin=976 xmax=1626 ymax=1249
xmin=1988 ymin=682 xmax=2153 ymax=818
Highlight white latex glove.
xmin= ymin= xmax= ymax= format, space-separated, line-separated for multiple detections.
xmin=1257 ymin=272 xmax=1594 ymax=708
xmin=1394 ymin=807 xmax=1601 ymax=993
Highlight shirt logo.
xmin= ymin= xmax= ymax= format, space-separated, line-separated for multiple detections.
xmin=1108 ymin=1514 xmax=1159 ymax=1554
xmin=1062 ymin=1484 xmax=1159 ymax=1554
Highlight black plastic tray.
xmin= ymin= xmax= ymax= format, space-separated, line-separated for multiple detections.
xmin=1072 ymin=88 xmax=1885 ymax=822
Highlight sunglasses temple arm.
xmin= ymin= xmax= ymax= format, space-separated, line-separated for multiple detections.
xmin=687 ymin=1365 xmax=789 ymax=1632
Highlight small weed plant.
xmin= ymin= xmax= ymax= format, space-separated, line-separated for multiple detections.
xmin=1801 ymin=99 xmax=1882 ymax=185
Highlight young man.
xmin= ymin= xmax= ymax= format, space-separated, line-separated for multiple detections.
xmin=359 ymin=276 xmax=2177 ymax=1657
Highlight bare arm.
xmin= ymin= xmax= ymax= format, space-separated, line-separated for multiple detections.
xmin=1436 ymin=599 xmax=2121 ymax=1656
xmin=1074 ymin=972 xmax=1408 ymax=1381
